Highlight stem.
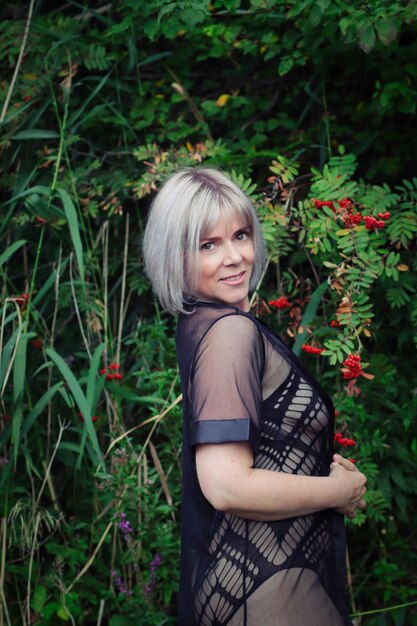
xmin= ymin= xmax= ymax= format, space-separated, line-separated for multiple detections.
xmin=350 ymin=599 xmax=417 ymax=618
xmin=25 ymin=225 xmax=45 ymax=329
xmin=69 ymin=253 xmax=92 ymax=360
xmin=96 ymin=600 xmax=105 ymax=626
xmin=0 ymin=0 xmax=36 ymax=123
xmin=26 ymin=513 xmax=41 ymax=626
xmin=36 ymin=418 xmax=67 ymax=508
xmin=0 ymin=300 xmax=23 ymax=400
xmin=346 ymin=546 xmax=359 ymax=625
xmin=47 ymin=245 xmax=62 ymax=461
xmin=116 ymin=213 xmax=129 ymax=366
xmin=65 ymin=521 xmax=113 ymax=594
xmin=0 ymin=516 xmax=12 ymax=626
xmin=321 ymin=77 xmax=332 ymax=158
xmin=26 ymin=73 xmax=69 ymax=326
xmin=249 ymin=254 xmax=271 ymax=308
xmin=166 ymin=66 xmax=213 ymax=141
xmin=102 ymin=221 xmax=109 ymax=365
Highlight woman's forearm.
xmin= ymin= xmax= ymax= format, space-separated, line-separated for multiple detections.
xmin=215 ymin=470 xmax=341 ymax=521
xmin=196 ymin=442 xmax=367 ymax=521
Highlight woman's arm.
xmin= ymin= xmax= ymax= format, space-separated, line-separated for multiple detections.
xmin=195 ymin=442 xmax=366 ymax=521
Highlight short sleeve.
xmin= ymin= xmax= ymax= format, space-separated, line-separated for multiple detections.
xmin=190 ymin=314 xmax=265 ymax=454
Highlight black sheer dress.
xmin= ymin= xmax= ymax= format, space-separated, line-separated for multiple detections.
xmin=176 ymin=302 xmax=352 ymax=626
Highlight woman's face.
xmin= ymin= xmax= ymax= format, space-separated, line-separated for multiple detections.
xmin=194 ymin=214 xmax=255 ymax=311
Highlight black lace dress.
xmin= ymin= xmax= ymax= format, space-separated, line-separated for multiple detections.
xmin=176 ymin=302 xmax=352 ymax=626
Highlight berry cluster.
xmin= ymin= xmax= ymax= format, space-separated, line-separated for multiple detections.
xmin=334 ymin=432 xmax=356 ymax=447
xmin=363 ymin=215 xmax=386 ymax=230
xmin=330 ymin=320 xmax=341 ymax=327
xmin=338 ymin=198 xmax=353 ymax=210
xmin=79 ymin=413 xmax=98 ymax=423
xmin=313 ymin=196 xmax=391 ymax=231
xmin=269 ymin=296 xmax=291 ymax=310
xmin=313 ymin=199 xmax=335 ymax=209
xmin=301 ymin=344 xmax=324 ymax=355
xmin=100 ymin=363 xmax=123 ymax=381
xmin=344 ymin=212 xmax=362 ymax=228
xmin=342 ymin=354 xmax=363 ymax=380
xmin=16 ymin=293 xmax=30 ymax=310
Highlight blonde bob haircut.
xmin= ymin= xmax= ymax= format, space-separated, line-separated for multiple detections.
xmin=142 ymin=167 xmax=265 ymax=315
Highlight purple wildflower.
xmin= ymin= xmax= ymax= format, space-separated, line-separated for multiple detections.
xmin=150 ymin=554 xmax=162 ymax=572
xmin=144 ymin=554 xmax=163 ymax=595
xmin=112 ymin=569 xmax=132 ymax=596
xmin=144 ymin=582 xmax=153 ymax=595
xmin=118 ymin=512 xmax=133 ymax=543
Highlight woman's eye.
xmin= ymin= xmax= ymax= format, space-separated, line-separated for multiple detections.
xmin=236 ymin=231 xmax=249 ymax=241
xmin=200 ymin=241 xmax=214 ymax=251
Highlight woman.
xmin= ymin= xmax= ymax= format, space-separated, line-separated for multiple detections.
xmin=142 ymin=167 xmax=366 ymax=626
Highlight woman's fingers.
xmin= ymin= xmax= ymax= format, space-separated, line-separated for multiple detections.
xmin=330 ymin=460 xmax=367 ymax=518
xmin=333 ymin=453 xmax=359 ymax=472
xmin=357 ymin=498 xmax=367 ymax=511
xmin=337 ymin=498 xmax=367 ymax=518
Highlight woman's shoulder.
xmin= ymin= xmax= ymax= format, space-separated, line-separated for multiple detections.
xmin=176 ymin=301 xmax=262 ymax=349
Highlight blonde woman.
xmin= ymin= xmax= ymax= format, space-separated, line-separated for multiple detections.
xmin=143 ymin=167 xmax=366 ymax=626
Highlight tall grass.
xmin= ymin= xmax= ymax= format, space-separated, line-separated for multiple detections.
xmin=1 ymin=2 xmax=417 ymax=624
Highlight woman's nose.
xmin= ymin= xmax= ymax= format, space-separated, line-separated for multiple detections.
xmin=223 ymin=242 xmax=243 ymax=265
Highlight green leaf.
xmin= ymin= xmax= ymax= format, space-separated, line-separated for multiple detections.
xmin=317 ymin=0 xmax=330 ymax=11
xmin=57 ymin=604 xmax=70 ymax=621
xmin=138 ymin=52 xmax=173 ymax=67
xmin=67 ymin=71 xmax=112 ymax=130
xmin=31 ymin=585 xmax=47 ymax=611
xmin=40 ymin=602 xmax=59 ymax=619
xmin=22 ymin=382 xmax=65 ymax=437
xmin=181 ymin=8 xmax=208 ymax=28
xmin=12 ymin=332 xmax=36 ymax=467
xmin=106 ymin=383 xmax=165 ymax=405
xmin=0 ymin=240 xmax=27 ymax=269
xmin=105 ymin=15 xmax=132 ymax=36
xmin=86 ymin=343 xmax=106 ymax=410
xmin=59 ymin=442 xmax=82 ymax=454
xmin=359 ymin=24 xmax=376 ymax=54
xmin=293 ymin=281 xmax=328 ymax=356
xmin=4 ymin=185 xmax=51 ymax=207
xmin=109 ymin=616 xmax=136 ymax=626
xmin=309 ymin=5 xmax=322 ymax=27
xmin=57 ymin=189 xmax=85 ymax=287
xmin=0 ymin=327 xmax=18 ymax=392
xmin=12 ymin=129 xmax=60 ymax=140
xmin=278 ymin=57 xmax=294 ymax=77
xmin=32 ymin=258 xmax=69 ymax=308
xmin=157 ymin=2 xmax=178 ymax=23
xmin=390 ymin=466 xmax=407 ymax=491
xmin=45 ymin=347 xmax=104 ymax=469
xmin=375 ymin=18 xmax=398 ymax=46
xmin=143 ymin=18 xmax=159 ymax=40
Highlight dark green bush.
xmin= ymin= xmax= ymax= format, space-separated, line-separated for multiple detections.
xmin=1 ymin=1 xmax=416 ymax=624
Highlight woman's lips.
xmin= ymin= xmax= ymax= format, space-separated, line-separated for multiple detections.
xmin=220 ymin=271 xmax=246 ymax=284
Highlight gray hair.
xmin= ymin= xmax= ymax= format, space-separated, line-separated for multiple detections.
xmin=142 ymin=167 xmax=265 ymax=315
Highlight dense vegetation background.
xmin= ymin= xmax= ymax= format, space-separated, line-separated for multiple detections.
xmin=1 ymin=1 xmax=417 ymax=624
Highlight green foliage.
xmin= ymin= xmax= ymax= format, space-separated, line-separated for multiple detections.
xmin=1 ymin=0 xmax=417 ymax=623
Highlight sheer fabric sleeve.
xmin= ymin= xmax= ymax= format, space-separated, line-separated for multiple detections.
xmin=190 ymin=314 xmax=265 ymax=455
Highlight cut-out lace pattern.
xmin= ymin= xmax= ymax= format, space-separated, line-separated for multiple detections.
xmin=176 ymin=303 xmax=350 ymax=626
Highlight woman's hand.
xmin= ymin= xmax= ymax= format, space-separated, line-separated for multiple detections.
xmin=329 ymin=454 xmax=367 ymax=518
